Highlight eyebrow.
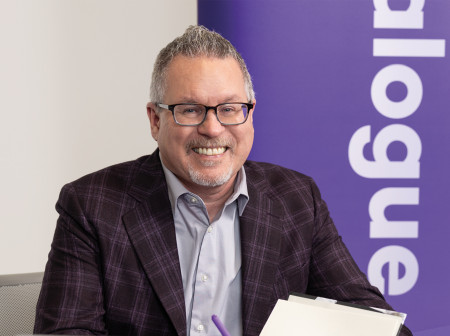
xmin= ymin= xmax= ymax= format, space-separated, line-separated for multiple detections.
xmin=175 ymin=95 xmax=245 ymax=104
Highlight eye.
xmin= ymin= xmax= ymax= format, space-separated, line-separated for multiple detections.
xmin=219 ymin=104 xmax=238 ymax=114
xmin=177 ymin=105 xmax=203 ymax=115
xmin=183 ymin=108 xmax=197 ymax=114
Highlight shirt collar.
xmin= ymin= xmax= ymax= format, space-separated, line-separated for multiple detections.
xmin=160 ymin=153 xmax=249 ymax=216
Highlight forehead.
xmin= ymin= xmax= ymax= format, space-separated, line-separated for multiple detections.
xmin=164 ymin=55 xmax=246 ymax=103
xmin=167 ymin=54 xmax=243 ymax=74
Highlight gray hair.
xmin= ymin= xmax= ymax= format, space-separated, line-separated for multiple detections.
xmin=150 ymin=25 xmax=255 ymax=103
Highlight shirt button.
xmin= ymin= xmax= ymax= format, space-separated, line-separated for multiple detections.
xmin=207 ymin=226 xmax=213 ymax=233
xmin=201 ymin=274 xmax=208 ymax=282
xmin=197 ymin=324 xmax=204 ymax=332
xmin=190 ymin=197 xmax=198 ymax=203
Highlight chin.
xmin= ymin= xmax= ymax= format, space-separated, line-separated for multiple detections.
xmin=188 ymin=166 xmax=234 ymax=187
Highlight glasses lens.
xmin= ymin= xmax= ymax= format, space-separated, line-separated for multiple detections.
xmin=217 ymin=103 xmax=248 ymax=125
xmin=173 ymin=104 xmax=206 ymax=125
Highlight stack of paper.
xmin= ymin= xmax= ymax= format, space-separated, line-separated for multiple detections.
xmin=260 ymin=294 xmax=406 ymax=336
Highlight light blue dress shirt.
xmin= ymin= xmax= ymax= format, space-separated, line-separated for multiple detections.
xmin=161 ymin=162 xmax=249 ymax=336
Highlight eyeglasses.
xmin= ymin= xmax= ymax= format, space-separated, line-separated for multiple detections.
xmin=156 ymin=102 xmax=254 ymax=126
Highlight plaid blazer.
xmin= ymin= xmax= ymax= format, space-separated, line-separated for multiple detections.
xmin=35 ymin=150 xmax=412 ymax=336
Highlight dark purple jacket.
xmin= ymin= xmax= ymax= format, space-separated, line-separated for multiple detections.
xmin=35 ymin=150 xmax=412 ymax=335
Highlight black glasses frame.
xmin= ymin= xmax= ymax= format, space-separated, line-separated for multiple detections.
xmin=156 ymin=102 xmax=254 ymax=126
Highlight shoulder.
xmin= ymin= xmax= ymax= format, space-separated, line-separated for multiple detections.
xmin=68 ymin=155 xmax=152 ymax=192
xmin=244 ymin=160 xmax=315 ymax=191
xmin=243 ymin=160 xmax=326 ymax=214
xmin=54 ymin=153 xmax=165 ymax=224
xmin=57 ymin=152 xmax=164 ymax=207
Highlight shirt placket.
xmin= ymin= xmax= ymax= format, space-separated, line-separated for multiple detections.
xmin=189 ymin=197 xmax=217 ymax=335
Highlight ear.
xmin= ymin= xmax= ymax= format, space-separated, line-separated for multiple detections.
xmin=249 ymin=99 xmax=256 ymax=122
xmin=146 ymin=102 xmax=160 ymax=141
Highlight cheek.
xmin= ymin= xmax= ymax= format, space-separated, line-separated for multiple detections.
xmin=161 ymin=125 xmax=193 ymax=153
xmin=236 ymin=126 xmax=254 ymax=156
xmin=244 ymin=123 xmax=255 ymax=144
xmin=157 ymin=123 xmax=176 ymax=153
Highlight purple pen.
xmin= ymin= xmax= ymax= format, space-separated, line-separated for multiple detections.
xmin=211 ymin=314 xmax=231 ymax=336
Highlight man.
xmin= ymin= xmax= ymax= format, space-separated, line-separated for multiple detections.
xmin=35 ymin=26 xmax=412 ymax=336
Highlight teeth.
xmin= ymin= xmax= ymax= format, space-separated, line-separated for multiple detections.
xmin=194 ymin=147 xmax=226 ymax=155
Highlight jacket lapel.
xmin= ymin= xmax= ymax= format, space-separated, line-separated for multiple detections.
xmin=240 ymin=164 xmax=283 ymax=336
xmin=123 ymin=153 xmax=187 ymax=336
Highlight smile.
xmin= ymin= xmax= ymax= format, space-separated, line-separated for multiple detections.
xmin=193 ymin=147 xmax=227 ymax=156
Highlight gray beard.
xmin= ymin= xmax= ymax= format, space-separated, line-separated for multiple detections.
xmin=188 ymin=164 xmax=234 ymax=187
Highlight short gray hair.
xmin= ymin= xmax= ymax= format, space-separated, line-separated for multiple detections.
xmin=150 ymin=25 xmax=255 ymax=103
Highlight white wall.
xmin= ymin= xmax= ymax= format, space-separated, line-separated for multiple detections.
xmin=0 ymin=0 xmax=197 ymax=274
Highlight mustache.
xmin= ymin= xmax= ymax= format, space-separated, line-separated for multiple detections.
xmin=185 ymin=137 xmax=235 ymax=151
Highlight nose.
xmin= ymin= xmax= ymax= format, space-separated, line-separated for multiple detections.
xmin=197 ymin=108 xmax=225 ymax=137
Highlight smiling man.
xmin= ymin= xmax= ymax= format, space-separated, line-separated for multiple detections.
xmin=35 ymin=26 xmax=412 ymax=336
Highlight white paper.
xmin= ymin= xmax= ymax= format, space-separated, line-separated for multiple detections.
xmin=260 ymin=298 xmax=403 ymax=336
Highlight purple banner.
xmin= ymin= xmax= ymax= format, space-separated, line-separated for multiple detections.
xmin=199 ymin=0 xmax=450 ymax=334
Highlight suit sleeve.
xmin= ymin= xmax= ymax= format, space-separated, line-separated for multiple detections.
xmin=34 ymin=183 xmax=107 ymax=335
xmin=306 ymin=180 xmax=413 ymax=336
